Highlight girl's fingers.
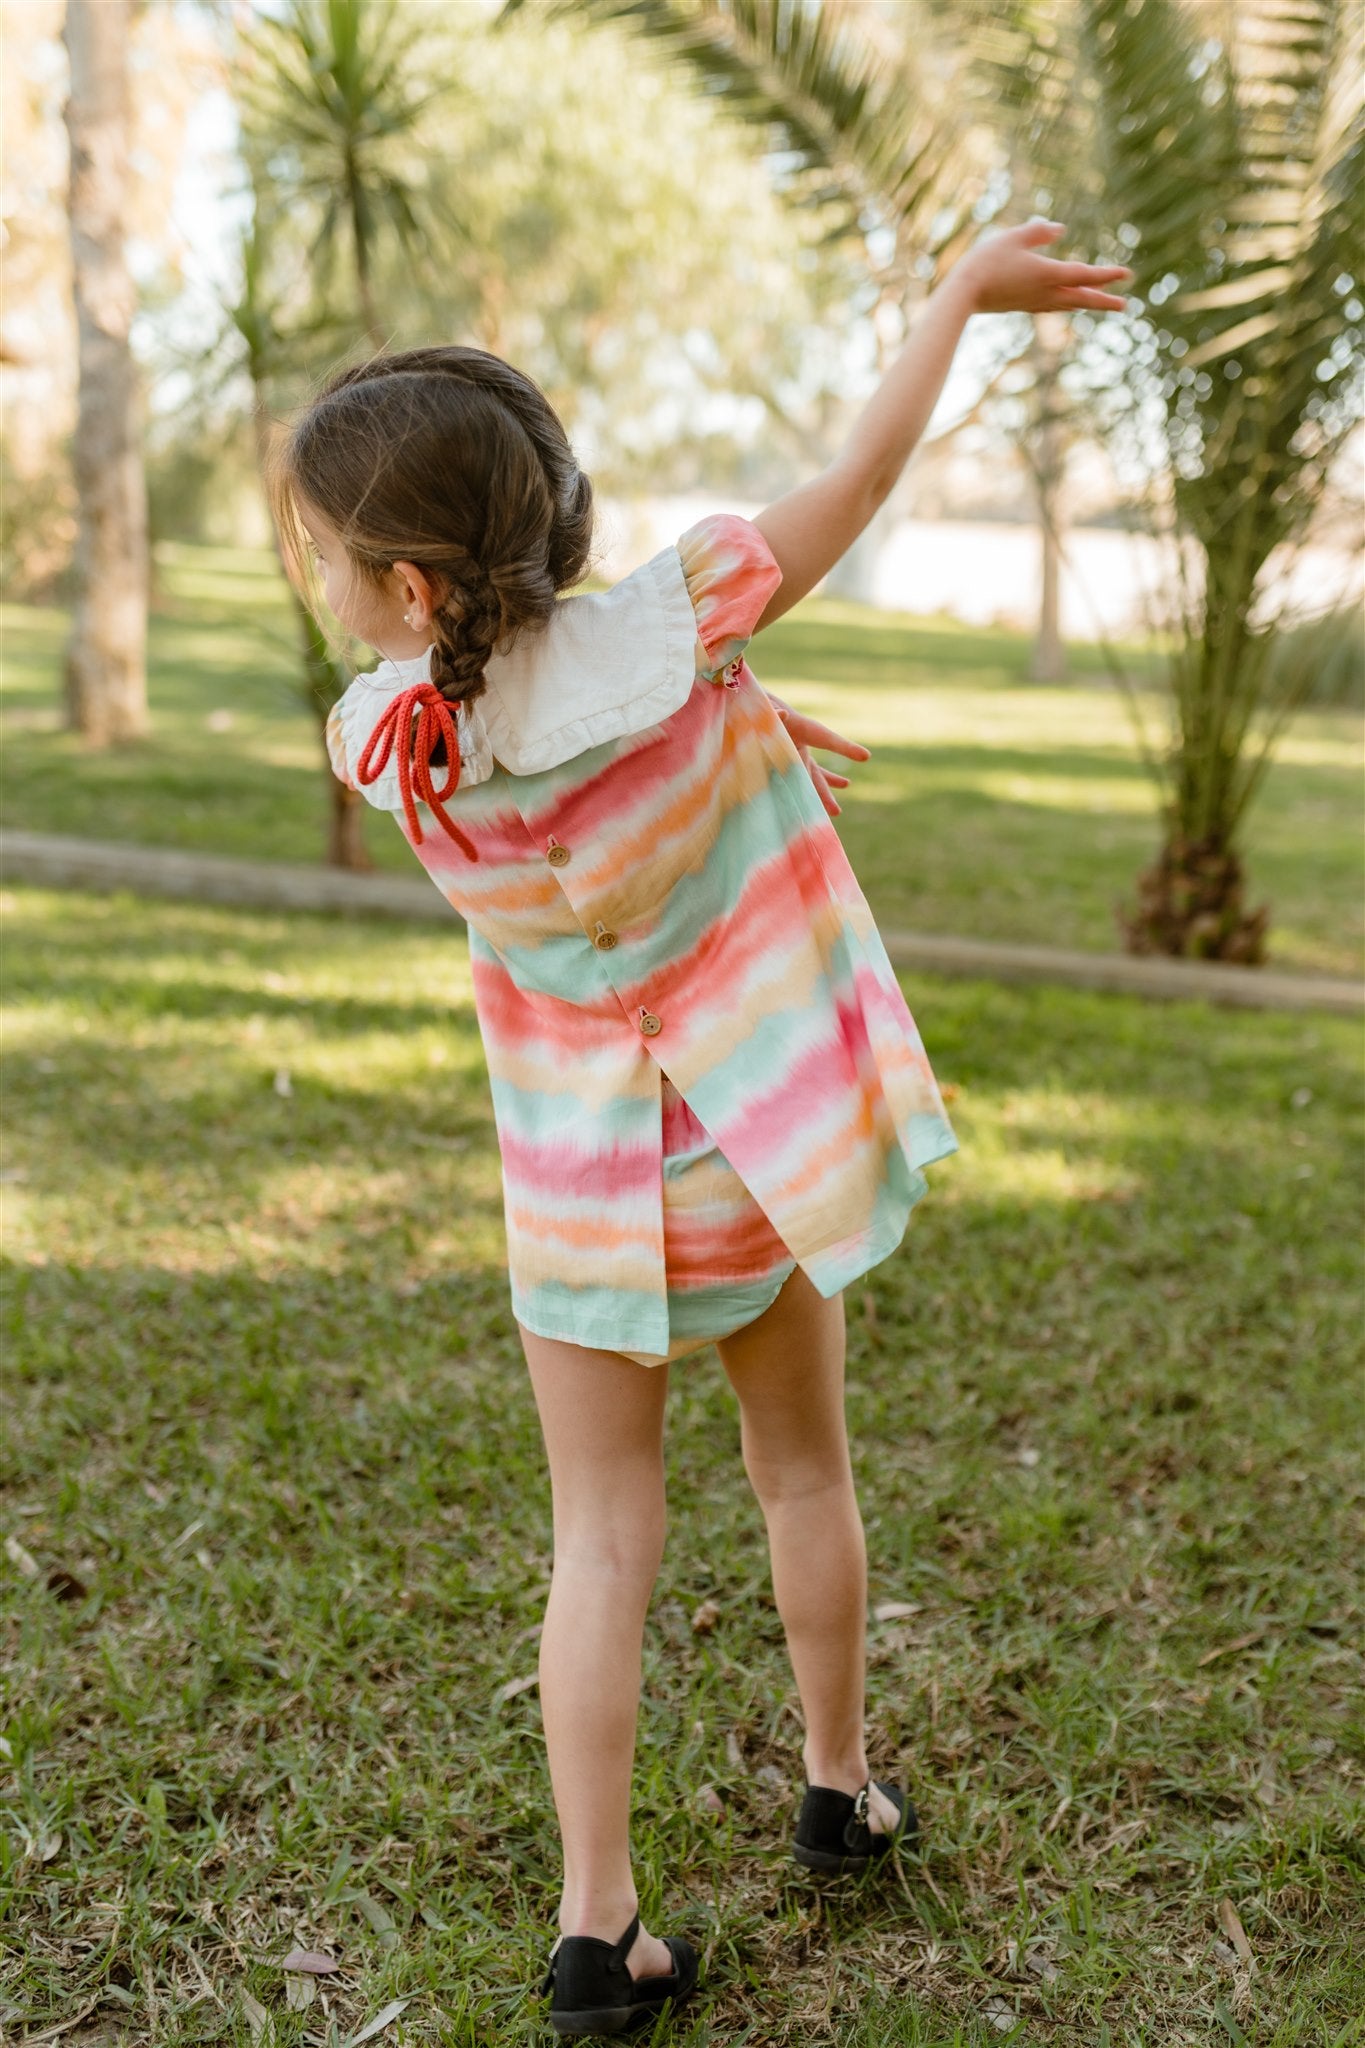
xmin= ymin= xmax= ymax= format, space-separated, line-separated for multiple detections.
xmin=1051 ymin=260 xmax=1132 ymax=285
xmin=805 ymin=752 xmax=840 ymax=817
xmin=780 ymin=707 xmax=871 ymax=761
xmin=1055 ymin=286 xmax=1131 ymax=311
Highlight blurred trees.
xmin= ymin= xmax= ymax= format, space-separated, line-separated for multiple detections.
xmin=61 ymin=0 xmax=148 ymax=743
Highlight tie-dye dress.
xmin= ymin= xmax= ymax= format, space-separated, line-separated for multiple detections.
xmin=327 ymin=515 xmax=958 ymax=1364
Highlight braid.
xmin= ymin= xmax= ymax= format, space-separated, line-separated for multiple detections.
xmin=429 ymin=552 xmax=500 ymax=708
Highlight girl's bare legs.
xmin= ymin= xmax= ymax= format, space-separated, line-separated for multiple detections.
xmin=716 ymin=1267 xmax=897 ymax=1831
xmin=520 ymin=1328 xmax=676 ymax=1981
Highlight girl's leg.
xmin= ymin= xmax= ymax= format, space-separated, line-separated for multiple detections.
xmin=716 ymin=1267 xmax=897 ymax=1829
xmin=520 ymin=1327 xmax=676 ymax=1979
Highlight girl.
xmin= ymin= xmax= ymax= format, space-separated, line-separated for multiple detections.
xmin=275 ymin=220 xmax=1129 ymax=2037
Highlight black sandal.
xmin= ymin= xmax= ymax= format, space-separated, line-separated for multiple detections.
xmin=793 ymin=1778 xmax=919 ymax=1875
xmin=540 ymin=1911 xmax=699 ymax=2038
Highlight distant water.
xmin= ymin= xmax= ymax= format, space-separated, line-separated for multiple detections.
xmin=596 ymin=495 xmax=1360 ymax=639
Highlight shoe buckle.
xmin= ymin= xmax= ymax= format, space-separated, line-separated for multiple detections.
xmin=853 ymin=1785 xmax=870 ymax=1826
xmin=540 ymin=1933 xmax=563 ymax=1998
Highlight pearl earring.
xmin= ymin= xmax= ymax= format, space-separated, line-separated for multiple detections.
xmin=404 ymin=611 xmax=413 ymax=626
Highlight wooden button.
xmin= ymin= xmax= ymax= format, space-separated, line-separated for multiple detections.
xmin=547 ymin=843 xmax=570 ymax=868
xmin=594 ymin=926 xmax=619 ymax=952
xmin=639 ymin=1011 xmax=662 ymax=1037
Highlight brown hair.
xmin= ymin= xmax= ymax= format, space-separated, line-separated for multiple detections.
xmin=272 ymin=345 xmax=594 ymax=707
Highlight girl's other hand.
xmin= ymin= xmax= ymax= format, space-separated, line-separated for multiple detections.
xmin=769 ymin=696 xmax=870 ymax=819
xmin=955 ymin=220 xmax=1132 ymax=316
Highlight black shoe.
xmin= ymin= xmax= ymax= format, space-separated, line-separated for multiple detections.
xmin=793 ymin=1778 xmax=919 ymax=1875
xmin=540 ymin=1911 xmax=700 ymax=2037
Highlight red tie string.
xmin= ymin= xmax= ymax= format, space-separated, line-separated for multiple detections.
xmin=354 ymin=682 xmax=478 ymax=860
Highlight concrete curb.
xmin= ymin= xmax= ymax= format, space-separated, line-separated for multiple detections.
xmin=3 ymin=829 xmax=1360 ymax=1016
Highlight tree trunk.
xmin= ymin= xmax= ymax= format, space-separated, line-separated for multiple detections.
xmin=1029 ymin=319 xmax=1067 ymax=683
xmin=250 ymin=382 xmax=371 ymax=871
xmin=1122 ymin=830 xmax=1268 ymax=963
xmin=326 ymin=772 xmax=374 ymax=870
xmin=62 ymin=0 xmax=148 ymax=744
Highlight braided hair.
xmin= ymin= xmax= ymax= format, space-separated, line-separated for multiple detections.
xmin=275 ymin=346 xmax=595 ymax=711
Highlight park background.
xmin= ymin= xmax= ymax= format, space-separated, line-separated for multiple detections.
xmin=2 ymin=2 xmax=1362 ymax=2045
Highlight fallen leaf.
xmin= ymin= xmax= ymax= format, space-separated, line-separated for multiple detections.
xmin=696 ymin=1784 xmax=726 ymax=1815
xmin=725 ymin=1730 xmax=745 ymax=1773
xmin=873 ymin=1600 xmax=922 ymax=1623
xmin=495 ymin=1672 xmax=539 ymax=1706
xmin=1217 ymin=1898 xmax=1255 ymax=1970
xmin=272 ymin=1068 xmax=293 ymax=1098
xmin=1198 ymin=1630 xmax=1266 ymax=1668
xmin=36 ymin=1829 xmax=62 ymax=1862
xmin=280 ymin=1949 xmax=340 ymax=1975
xmin=1015 ymin=1446 xmax=1041 ymax=1469
xmin=142 ymin=1480 xmax=169 ymax=1505
xmin=754 ymin=1764 xmax=788 ymax=1794
xmin=1025 ymin=1947 xmax=1059 ymax=1983
xmin=1290 ymin=1086 xmax=1313 ymax=1109
xmin=690 ymin=1599 xmax=720 ymax=1636
xmin=285 ymin=1973 xmax=316 ymax=2011
xmin=346 ymin=1997 xmax=413 ymax=2045
xmin=5 ymin=1535 xmax=39 ymax=1579
xmin=354 ymin=1891 xmax=400 ymax=1950
xmin=241 ymin=1988 xmax=270 ymax=2044
xmin=981 ymin=1994 xmax=1017 ymax=2032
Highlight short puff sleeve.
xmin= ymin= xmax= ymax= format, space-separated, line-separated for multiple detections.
xmin=677 ymin=514 xmax=782 ymax=680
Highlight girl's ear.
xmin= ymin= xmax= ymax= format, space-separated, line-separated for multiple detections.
xmin=393 ymin=559 xmax=442 ymax=631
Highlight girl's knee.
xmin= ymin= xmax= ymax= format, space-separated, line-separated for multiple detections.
xmin=742 ymin=1449 xmax=855 ymax=1516
xmin=553 ymin=1498 xmax=667 ymax=1585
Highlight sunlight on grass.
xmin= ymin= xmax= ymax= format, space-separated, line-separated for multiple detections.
xmin=4 ymin=889 xmax=1362 ymax=2045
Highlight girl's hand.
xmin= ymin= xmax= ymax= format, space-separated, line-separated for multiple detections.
xmin=954 ymin=219 xmax=1131 ymax=316
xmin=768 ymin=695 xmax=870 ymax=819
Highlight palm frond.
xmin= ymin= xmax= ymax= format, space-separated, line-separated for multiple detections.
xmin=510 ymin=0 xmax=968 ymax=261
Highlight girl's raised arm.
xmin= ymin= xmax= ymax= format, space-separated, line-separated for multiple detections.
xmin=750 ymin=221 xmax=1130 ymax=632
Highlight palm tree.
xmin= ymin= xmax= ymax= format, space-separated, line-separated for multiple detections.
xmin=241 ymin=0 xmax=440 ymax=352
xmin=62 ymin=0 xmax=148 ymax=744
xmin=225 ymin=193 xmax=365 ymax=868
xmin=234 ymin=0 xmax=451 ymax=866
xmin=1082 ymin=0 xmax=1363 ymax=959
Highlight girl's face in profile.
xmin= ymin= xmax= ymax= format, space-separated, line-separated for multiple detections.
xmin=297 ymin=500 xmax=431 ymax=659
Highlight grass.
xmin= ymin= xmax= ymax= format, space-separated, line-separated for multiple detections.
xmin=2 ymin=886 xmax=1362 ymax=2046
xmin=2 ymin=544 xmax=1361 ymax=978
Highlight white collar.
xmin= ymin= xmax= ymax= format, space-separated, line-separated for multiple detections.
xmin=334 ymin=541 xmax=699 ymax=800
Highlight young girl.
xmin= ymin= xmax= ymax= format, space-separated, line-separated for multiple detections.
xmin=276 ymin=220 xmax=1128 ymax=2037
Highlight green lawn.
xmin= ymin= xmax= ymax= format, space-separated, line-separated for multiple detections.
xmin=3 ymin=888 xmax=1361 ymax=2046
xmin=3 ymin=544 xmax=1361 ymax=978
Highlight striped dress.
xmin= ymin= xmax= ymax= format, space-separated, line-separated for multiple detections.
xmin=328 ymin=515 xmax=958 ymax=1364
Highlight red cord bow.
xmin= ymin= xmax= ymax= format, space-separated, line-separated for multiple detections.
xmin=354 ymin=682 xmax=478 ymax=860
